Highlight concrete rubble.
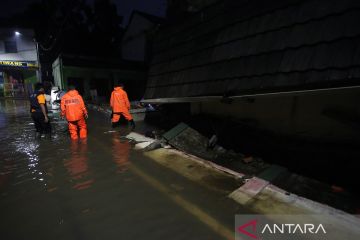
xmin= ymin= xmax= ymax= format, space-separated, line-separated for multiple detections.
xmin=89 ymin=104 xmax=360 ymax=229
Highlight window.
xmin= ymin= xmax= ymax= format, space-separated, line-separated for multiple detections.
xmin=4 ymin=41 xmax=17 ymax=53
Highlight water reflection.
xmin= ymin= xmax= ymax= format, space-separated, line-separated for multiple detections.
xmin=11 ymin=133 xmax=47 ymax=186
xmin=112 ymin=133 xmax=130 ymax=173
xmin=64 ymin=140 xmax=94 ymax=190
xmin=1 ymin=100 xmax=28 ymax=115
xmin=25 ymin=142 xmax=43 ymax=182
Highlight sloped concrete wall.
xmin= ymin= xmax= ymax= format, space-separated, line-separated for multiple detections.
xmin=193 ymin=88 xmax=360 ymax=142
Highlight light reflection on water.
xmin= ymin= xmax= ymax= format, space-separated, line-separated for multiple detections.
xmin=1 ymin=100 xmax=67 ymax=188
xmin=12 ymin=123 xmax=46 ymax=186
xmin=0 ymin=99 xmax=29 ymax=116
xmin=112 ymin=133 xmax=130 ymax=173
xmin=1 ymin=100 xmax=133 ymax=191
xmin=64 ymin=139 xmax=94 ymax=190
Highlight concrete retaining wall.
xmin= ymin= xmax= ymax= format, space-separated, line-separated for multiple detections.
xmin=191 ymin=87 xmax=360 ymax=142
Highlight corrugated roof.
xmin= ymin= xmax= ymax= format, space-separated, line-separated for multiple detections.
xmin=145 ymin=0 xmax=360 ymax=99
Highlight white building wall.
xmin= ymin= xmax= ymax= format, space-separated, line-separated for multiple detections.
xmin=0 ymin=28 xmax=37 ymax=62
xmin=52 ymin=57 xmax=63 ymax=89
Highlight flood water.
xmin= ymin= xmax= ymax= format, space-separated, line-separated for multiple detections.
xmin=0 ymin=100 xmax=245 ymax=240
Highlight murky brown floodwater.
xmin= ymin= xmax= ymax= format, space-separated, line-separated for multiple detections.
xmin=0 ymin=100 xmax=246 ymax=240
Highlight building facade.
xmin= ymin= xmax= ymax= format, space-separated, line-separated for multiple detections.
xmin=122 ymin=11 xmax=163 ymax=63
xmin=52 ymin=55 xmax=147 ymax=101
xmin=0 ymin=28 xmax=39 ymax=97
xmin=144 ymin=0 xmax=360 ymax=143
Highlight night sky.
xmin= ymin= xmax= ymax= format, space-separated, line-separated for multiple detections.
xmin=1 ymin=0 xmax=167 ymax=24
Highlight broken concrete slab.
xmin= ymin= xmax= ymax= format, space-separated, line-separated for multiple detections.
xmin=163 ymin=122 xmax=189 ymax=141
xmin=163 ymin=122 xmax=247 ymax=163
xmin=126 ymin=132 xmax=154 ymax=142
xmin=125 ymin=132 xmax=155 ymax=150
xmin=167 ymin=126 xmax=216 ymax=160
xmin=228 ymin=177 xmax=269 ymax=205
xmin=143 ymin=139 xmax=169 ymax=151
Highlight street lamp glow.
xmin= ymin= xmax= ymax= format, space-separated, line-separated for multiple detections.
xmin=15 ymin=31 xmax=20 ymax=36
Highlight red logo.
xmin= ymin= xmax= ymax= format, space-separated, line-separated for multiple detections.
xmin=238 ymin=219 xmax=258 ymax=239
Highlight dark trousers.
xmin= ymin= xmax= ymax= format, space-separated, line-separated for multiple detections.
xmin=31 ymin=112 xmax=51 ymax=134
xmin=111 ymin=113 xmax=135 ymax=129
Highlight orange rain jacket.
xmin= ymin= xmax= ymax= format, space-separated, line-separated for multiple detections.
xmin=61 ymin=90 xmax=88 ymax=122
xmin=110 ymin=87 xmax=130 ymax=113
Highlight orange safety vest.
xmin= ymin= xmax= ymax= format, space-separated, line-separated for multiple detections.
xmin=61 ymin=90 xmax=87 ymax=122
xmin=110 ymin=87 xmax=130 ymax=113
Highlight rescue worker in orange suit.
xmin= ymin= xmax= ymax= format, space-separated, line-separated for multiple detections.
xmin=29 ymin=83 xmax=51 ymax=138
xmin=61 ymin=85 xmax=88 ymax=140
xmin=110 ymin=83 xmax=135 ymax=129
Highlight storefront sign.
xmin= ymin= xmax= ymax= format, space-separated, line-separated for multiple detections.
xmin=0 ymin=61 xmax=38 ymax=69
